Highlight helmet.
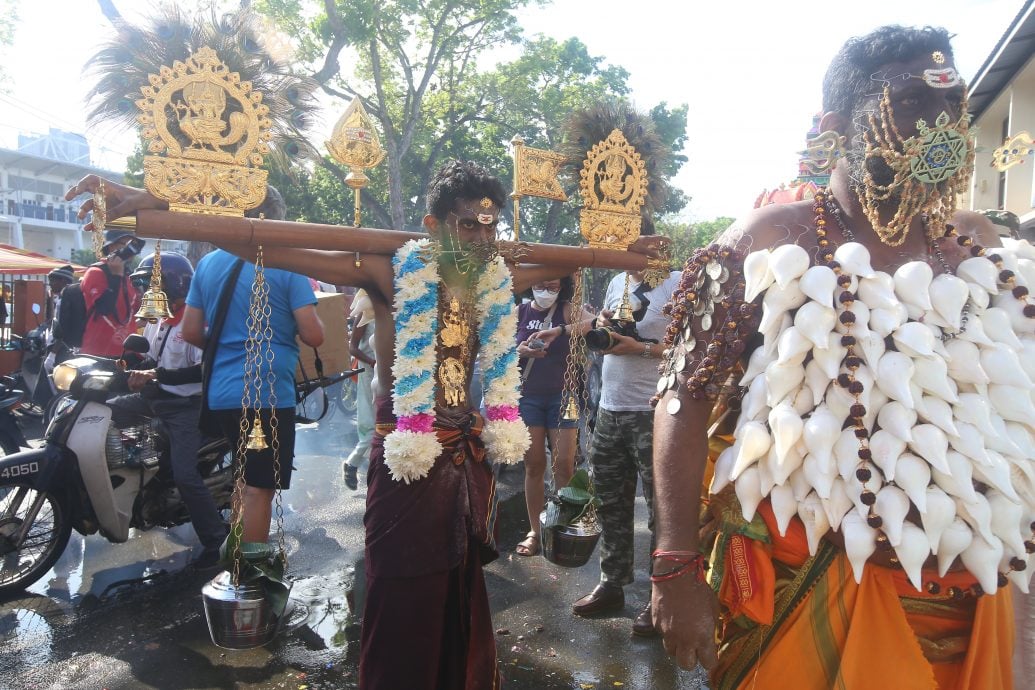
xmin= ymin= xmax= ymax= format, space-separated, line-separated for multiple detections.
xmin=131 ymin=252 xmax=194 ymax=302
xmin=102 ymin=230 xmax=145 ymax=256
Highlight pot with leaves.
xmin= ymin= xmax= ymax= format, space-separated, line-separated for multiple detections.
xmin=539 ymin=468 xmax=603 ymax=567
xmin=202 ymin=528 xmax=294 ymax=650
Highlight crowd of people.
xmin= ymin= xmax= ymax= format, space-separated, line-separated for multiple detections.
xmin=48 ymin=20 xmax=1035 ymax=690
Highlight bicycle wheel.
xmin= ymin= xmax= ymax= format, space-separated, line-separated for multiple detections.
xmin=340 ymin=379 xmax=358 ymax=414
xmin=296 ymin=386 xmax=329 ymax=425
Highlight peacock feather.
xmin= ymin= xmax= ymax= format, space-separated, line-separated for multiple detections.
xmin=558 ymin=101 xmax=672 ymax=221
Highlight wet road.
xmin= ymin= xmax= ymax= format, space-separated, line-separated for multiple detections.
xmin=1 ymin=408 xmax=709 ymax=689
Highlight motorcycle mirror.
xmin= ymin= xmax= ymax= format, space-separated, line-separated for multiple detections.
xmin=31 ymin=303 xmax=41 ymax=315
xmin=122 ymin=334 xmax=151 ymax=354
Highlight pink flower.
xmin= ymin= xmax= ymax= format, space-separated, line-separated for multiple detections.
xmin=398 ymin=413 xmax=435 ymax=433
xmin=486 ymin=405 xmax=520 ymax=422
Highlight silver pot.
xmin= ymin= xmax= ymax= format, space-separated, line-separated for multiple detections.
xmin=539 ymin=512 xmax=601 ymax=568
xmin=202 ymin=570 xmax=293 ymax=650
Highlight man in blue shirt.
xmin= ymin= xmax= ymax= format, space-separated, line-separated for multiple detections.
xmin=182 ymin=187 xmax=324 ymax=544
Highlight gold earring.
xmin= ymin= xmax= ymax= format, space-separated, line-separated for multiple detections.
xmin=801 ymin=130 xmax=847 ymax=174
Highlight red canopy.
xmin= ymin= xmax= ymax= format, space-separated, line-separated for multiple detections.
xmin=0 ymin=244 xmax=87 ymax=275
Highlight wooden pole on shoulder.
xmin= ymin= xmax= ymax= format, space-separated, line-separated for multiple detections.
xmin=133 ymin=210 xmax=659 ymax=271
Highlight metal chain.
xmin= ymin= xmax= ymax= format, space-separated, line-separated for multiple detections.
xmin=560 ymin=269 xmax=586 ymax=419
xmin=230 ymin=248 xmax=267 ymax=586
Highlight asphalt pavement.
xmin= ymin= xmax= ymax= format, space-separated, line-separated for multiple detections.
xmin=0 ymin=403 xmax=709 ymax=689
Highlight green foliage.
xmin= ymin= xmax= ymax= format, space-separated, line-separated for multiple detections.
xmin=71 ymin=249 xmax=96 ymax=267
xmin=544 ymin=467 xmax=600 ymax=528
xmin=657 ymin=216 xmax=736 ymax=266
xmin=219 ymin=532 xmax=291 ymax=618
xmin=252 ymin=1 xmax=689 ymax=243
xmin=0 ymin=0 xmax=17 ymax=91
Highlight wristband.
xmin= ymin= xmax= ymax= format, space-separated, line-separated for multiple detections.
xmin=650 ymin=551 xmax=708 ymax=584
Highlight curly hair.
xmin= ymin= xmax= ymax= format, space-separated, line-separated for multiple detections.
xmin=426 ymin=160 xmax=507 ymax=221
xmin=823 ymin=25 xmax=954 ymax=117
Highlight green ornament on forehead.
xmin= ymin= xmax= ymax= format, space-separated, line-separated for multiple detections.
xmin=907 ymin=111 xmax=971 ymax=185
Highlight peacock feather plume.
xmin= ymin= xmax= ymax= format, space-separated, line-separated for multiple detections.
xmin=558 ymin=101 xmax=672 ymax=221
xmin=84 ymin=4 xmax=318 ymax=166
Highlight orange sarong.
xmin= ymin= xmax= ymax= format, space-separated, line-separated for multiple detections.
xmin=711 ymin=501 xmax=1014 ymax=690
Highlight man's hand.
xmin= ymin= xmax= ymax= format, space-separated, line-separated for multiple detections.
xmin=517 ymin=336 xmax=547 ymax=359
xmin=629 ymin=235 xmax=672 ymax=260
xmin=65 ymin=175 xmax=167 ymax=232
xmin=127 ymin=369 xmax=157 ymax=393
xmin=601 ymin=331 xmax=647 ymax=357
xmin=652 ymin=576 xmax=720 ymax=671
xmin=106 ymin=252 xmax=127 ymax=276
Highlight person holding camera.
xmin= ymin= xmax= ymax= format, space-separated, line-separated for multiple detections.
xmin=514 ymin=277 xmax=595 ymax=556
xmin=80 ymin=230 xmax=144 ymax=357
xmin=571 ymin=262 xmax=680 ymax=637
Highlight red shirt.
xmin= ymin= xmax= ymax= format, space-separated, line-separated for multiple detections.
xmin=80 ymin=265 xmax=141 ymax=357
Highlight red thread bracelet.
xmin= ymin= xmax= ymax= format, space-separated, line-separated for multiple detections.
xmin=650 ymin=552 xmax=708 ymax=584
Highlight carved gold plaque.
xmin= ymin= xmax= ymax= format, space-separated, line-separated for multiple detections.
xmin=578 ymin=129 xmax=648 ymax=248
xmin=992 ymin=131 xmax=1034 ymax=172
xmin=136 ymin=46 xmax=271 ymax=216
xmin=514 ymin=144 xmax=567 ymax=201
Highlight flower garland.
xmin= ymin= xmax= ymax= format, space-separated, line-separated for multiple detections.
xmin=384 ymin=238 xmax=529 ymax=483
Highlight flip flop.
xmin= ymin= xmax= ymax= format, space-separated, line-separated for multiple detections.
xmin=515 ymin=531 xmax=540 ymax=557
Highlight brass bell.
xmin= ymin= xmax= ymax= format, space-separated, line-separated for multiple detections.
xmin=135 ymin=287 xmax=173 ymax=323
xmin=245 ymin=420 xmax=268 ymax=450
xmin=613 ymin=292 xmax=635 ymax=323
xmin=561 ymin=396 xmax=580 ymax=422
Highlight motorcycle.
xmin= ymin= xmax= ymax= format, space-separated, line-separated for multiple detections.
xmin=10 ymin=303 xmax=52 ymax=417
xmin=0 ymin=339 xmax=234 ymax=596
xmin=0 ymin=376 xmax=28 ymax=456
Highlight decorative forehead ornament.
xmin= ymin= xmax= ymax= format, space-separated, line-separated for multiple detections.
xmin=932 ymin=50 xmax=946 ymax=64
xmin=478 ymin=197 xmax=494 ymax=224
xmin=919 ymin=67 xmax=961 ymax=89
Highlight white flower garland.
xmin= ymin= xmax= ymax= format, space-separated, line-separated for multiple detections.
xmin=385 ymin=239 xmax=529 ymax=483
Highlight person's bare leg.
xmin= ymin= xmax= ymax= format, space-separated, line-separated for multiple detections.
xmin=241 ymin=485 xmax=275 ymax=543
xmin=518 ymin=426 xmax=548 ymax=554
xmin=549 ymin=427 xmax=578 ymax=490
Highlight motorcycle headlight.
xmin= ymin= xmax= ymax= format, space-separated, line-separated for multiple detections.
xmin=52 ymin=357 xmax=96 ymax=391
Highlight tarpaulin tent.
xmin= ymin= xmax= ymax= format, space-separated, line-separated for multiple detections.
xmin=0 ymin=244 xmax=86 ymax=275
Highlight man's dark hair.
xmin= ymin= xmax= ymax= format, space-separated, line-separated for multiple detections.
xmin=245 ymin=184 xmax=287 ymax=221
xmin=426 ymin=160 xmax=507 ymax=221
xmin=823 ymin=25 xmax=954 ymax=117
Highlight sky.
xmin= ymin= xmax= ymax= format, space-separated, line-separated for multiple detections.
xmin=0 ymin=0 xmax=1026 ymax=222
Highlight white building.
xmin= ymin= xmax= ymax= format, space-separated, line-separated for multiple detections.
xmin=0 ymin=128 xmax=183 ymax=261
xmin=966 ymin=0 xmax=1035 ymax=236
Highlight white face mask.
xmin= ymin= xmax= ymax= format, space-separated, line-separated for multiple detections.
xmin=532 ymin=289 xmax=559 ymax=309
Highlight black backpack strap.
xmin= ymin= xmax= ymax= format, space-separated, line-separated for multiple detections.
xmin=201 ymin=259 xmax=245 ymax=399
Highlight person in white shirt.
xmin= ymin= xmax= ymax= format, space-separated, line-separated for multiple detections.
xmin=110 ymin=251 xmax=227 ymax=567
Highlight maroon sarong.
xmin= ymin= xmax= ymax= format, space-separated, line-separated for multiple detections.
xmin=359 ymin=397 xmax=500 ymax=689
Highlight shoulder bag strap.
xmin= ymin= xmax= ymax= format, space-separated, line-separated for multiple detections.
xmin=201 ymin=259 xmax=245 ymax=396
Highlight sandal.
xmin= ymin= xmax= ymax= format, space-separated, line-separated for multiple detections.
xmin=515 ymin=531 xmax=540 ymax=557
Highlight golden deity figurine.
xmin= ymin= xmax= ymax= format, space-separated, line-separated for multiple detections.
xmin=438 ymin=358 xmax=468 ymax=408
xmin=136 ymin=46 xmax=271 ymax=215
xmin=439 ymin=298 xmax=470 ymax=348
xmin=579 ymin=129 xmax=649 ymax=249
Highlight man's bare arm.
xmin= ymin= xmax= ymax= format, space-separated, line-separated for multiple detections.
xmin=651 ymin=386 xmax=720 ymax=671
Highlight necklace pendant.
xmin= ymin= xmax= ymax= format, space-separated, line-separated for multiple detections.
xmin=438 ymin=357 xmax=468 ymax=407
xmin=440 ymin=297 xmax=469 ymax=348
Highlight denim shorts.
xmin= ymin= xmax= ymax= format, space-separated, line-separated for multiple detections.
xmin=518 ymin=392 xmax=577 ymax=429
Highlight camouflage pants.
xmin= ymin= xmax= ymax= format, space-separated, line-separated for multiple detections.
xmin=588 ymin=408 xmax=655 ymax=586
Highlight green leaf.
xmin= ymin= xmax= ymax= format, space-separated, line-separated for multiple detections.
xmin=558 ymin=485 xmax=593 ymax=505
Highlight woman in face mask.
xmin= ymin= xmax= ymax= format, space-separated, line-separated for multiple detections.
xmin=514 ymin=277 xmax=595 ymax=556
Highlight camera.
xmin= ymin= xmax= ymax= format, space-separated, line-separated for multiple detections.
xmin=113 ymin=237 xmax=146 ymax=261
xmin=584 ymin=320 xmax=657 ymax=352
xmin=528 ymin=338 xmax=545 ymax=351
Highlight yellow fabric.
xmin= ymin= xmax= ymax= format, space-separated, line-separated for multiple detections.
xmin=713 ymin=504 xmax=1015 ymax=690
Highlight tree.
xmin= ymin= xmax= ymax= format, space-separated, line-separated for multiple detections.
xmin=0 ymin=0 xmax=18 ymax=92
xmin=657 ymin=216 xmax=736 ymax=266
xmin=258 ymin=0 xmax=545 ymax=229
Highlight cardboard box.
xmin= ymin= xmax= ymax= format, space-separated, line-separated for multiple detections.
xmin=296 ymin=291 xmax=350 ymax=381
